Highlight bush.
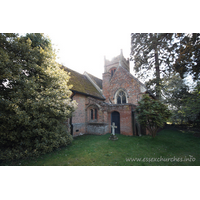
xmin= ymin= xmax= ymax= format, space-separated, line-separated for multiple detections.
xmin=0 ymin=125 xmax=73 ymax=161
xmin=0 ymin=33 xmax=77 ymax=161
xmin=136 ymin=94 xmax=171 ymax=137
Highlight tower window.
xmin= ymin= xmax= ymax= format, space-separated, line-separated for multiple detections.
xmin=117 ymin=91 xmax=127 ymax=104
xmin=110 ymin=68 xmax=116 ymax=77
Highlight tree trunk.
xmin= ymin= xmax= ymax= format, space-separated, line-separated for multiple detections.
xmin=155 ymin=45 xmax=161 ymax=100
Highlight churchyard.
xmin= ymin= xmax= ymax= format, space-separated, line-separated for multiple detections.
xmin=1 ymin=127 xmax=200 ymax=166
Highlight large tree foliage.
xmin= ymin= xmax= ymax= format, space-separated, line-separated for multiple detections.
xmin=0 ymin=33 xmax=77 ymax=161
xmin=161 ymin=72 xmax=200 ymax=126
xmin=130 ymin=33 xmax=175 ymax=100
xmin=171 ymin=82 xmax=200 ymax=126
xmin=183 ymin=82 xmax=200 ymax=125
xmin=136 ymin=95 xmax=171 ymax=138
xmin=170 ymin=33 xmax=200 ymax=125
xmin=161 ymin=73 xmax=191 ymax=124
xmin=131 ymin=33 xmax=200 ymax=127
xmin=174 ymin=33 xmax=200 ymax=81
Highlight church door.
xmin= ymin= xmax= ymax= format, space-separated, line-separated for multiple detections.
xmin=111 ymin=111 xmax=120 ymax=134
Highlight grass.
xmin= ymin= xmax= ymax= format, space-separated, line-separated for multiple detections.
xmin=1 ymin=128 xmax=200 ymax=166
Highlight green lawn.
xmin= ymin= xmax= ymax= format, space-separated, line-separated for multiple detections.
xmin=1 ymin=128 xmax=200 ymax=166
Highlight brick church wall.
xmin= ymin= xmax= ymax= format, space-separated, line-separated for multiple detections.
xmin=109 ymin=66 xmax=141 ymax=105
xmin=102 ymin=72 xmax=111 ymax=103
xmin=72 ymin=93 xmax=86 ymax=136
xmin=67 ymin=51 xmax=148 ymax=137
xmin=107 ymin=104 xmax=135 ymax=136
xmin=101 ymin=64 xmax=144 ymax=136
xmin=85 ymin=97 xmax=109 ymax=135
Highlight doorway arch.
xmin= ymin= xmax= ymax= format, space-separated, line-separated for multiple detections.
xmin=111 ymin=111 xmax=120 ymax=134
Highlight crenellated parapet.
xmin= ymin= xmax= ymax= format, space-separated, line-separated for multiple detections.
xmin=104 ymin=49 xmax=130 ymax=73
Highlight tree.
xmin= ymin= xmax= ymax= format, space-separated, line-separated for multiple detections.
xmin=171 ymin=33 xmax=200 ymax=126
xmin=174 ymin=33 xmax=200 ymax=81
xmin=179 ymin=82 xmax=200 ymax=126
xmin=159 ymin=72 xmax=200 ymax=126
xmin=0 ymin=33 xmax=77 ymax=161
xmin=131 ymin=33 xmax=200 ymax=127
xmin=131 ymin=33 xmax=176 ymax=100
xmin=136 ymin=94 xmax=171 ymax=138
xmin=161 ymin=73 xmax=190 ymax=123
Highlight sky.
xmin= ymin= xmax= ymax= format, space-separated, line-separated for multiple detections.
xmin=48 ymin=32 xmax=134 ymax=79
xmin=3 ymin=1 xmax=197 ymax=81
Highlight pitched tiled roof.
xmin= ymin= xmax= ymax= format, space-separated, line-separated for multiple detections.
xmin=61 ymin=66 xmax=105 ymax=100
xmin=85 ymin=72 xmax=102 ymax=89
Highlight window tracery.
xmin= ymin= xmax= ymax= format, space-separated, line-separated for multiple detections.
xmin=115 ymin=89 xmax=128 ymax=104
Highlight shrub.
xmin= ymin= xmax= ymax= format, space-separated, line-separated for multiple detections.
xmin=0 ymin=33 xmax=77 ymax=161
xmin=136 ymin=94 xmax=171 ymax=137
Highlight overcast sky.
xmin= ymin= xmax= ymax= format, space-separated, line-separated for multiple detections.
xmin=42 ymin=0 xmax=135 ymax=79
xmin=48 ymin=32 xmax=133 ymax=79
xmin=3 ymin=1 xmax=197 ymax=81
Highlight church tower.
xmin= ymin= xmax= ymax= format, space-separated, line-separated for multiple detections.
xmin=104 ymin=49 xmax=130 ymax=74
xmin=102 ymin=49 xmax=130 ymax=103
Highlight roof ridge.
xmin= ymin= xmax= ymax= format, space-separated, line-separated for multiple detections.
xmin=84 ymin=72 xmax=103 ymax=96
xmin=61 ymin=65 xmax=84 ymax=76
xmin=84 ymin=71 xmax=102 ymax=81
xmin=61 ymin=65 xmax=105 ymax=100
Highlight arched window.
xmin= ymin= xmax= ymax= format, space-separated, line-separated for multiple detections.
xmin=91 ymin=109 xmax=93 ymax=119
xmin=110 ymin=67 xmax=116 ymax=78
xmin=95 ymin=109 xmax=97 ymax=119
xmin=111 ymin=69 xmax=116 ymax=77
xmin=90 ymin=108 xmax=98 ymax=120
xmin=116 ymin=90 xmax=127 ymax=104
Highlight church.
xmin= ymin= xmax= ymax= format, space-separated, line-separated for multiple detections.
xmin=62 ymin=50 xmax=151 ymax=137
